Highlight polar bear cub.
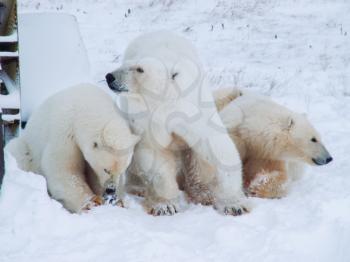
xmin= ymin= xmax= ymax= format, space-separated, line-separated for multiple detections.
xmin=6 ymin=84 xmax=139 ymax=213
xmin=106 ymin=31 xmax=248 ymax=216
xmin=213 ymin=88 xmax=333 ymax=198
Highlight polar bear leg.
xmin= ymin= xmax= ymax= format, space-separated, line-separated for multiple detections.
xmin=187 ymin=146 xmax=248 ymax=215
xmin=125 ymin=168 xmax=147 ymax=197
xmin=211 ymin=166 xmax=248 ymax=215
xmin=176 ymin=124 xmax=249 ymax=215
xmin=41 ymin=144 xmax=99 ymax=213
xmin=132 ymin=144 xmax=180 ymax=216
xmin=245 ymin=159 xmax=288 ymax=199
xmin=182 ymin=148 xmax=215 ymax=205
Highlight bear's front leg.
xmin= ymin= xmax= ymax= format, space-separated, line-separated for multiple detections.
xmin=182 ymin=148 xmax=215 ymax=206
xmin=131 ymin=144 xmax=181 ymax=216
xmin=211 ymin=167 xmax=249 ymax=216
xmin=173 ymin=120 xmax=249 ymax=215
xmin=193 ymin=125 xmax=249 ymax=216
xmin=244 ymin=159 xmax=288 ymax=199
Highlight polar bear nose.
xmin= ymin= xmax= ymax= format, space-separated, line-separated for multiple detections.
xmin=312 ymin=155 xmax=333 ymax=165
xmin=105 ymin=72 xmax=129 ymax=93
xmin=105 ymin=73 xmax=115 ymax=84
xmin=326 ymin=156 xmax=333 ymax=164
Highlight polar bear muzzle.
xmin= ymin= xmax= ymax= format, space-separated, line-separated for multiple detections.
xmin=105 ymin=72 xmax=129 ymax=93
xmin=312 ymin=155 xmax=333 ymax=165
xmin=311 ymin=146 xmax=333 ymax=165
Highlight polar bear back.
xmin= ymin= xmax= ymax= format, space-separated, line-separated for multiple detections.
xmin=124 ymin=31 xmax=200 ymax=66
xmin=22 ymin=84 xmax=130 ymax=169
xmin=219 ymin=93 xmax=292 ymax=130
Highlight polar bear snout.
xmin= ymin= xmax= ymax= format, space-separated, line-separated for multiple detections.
xmin=104 ymin=181 xmax=116 ymax=195
xmin=102 ymin=181 xmax=118 ymax=205
xmin=312 ymin=155 xmax=333 ymax=165
xmin=105 ymin=71 xmax=129 ymax=93
xmin=310 ymin=144 xmax=333 ymax=165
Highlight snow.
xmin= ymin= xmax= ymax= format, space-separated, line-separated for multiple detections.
xmin=1 ymin=0 xmax=350 ymax=261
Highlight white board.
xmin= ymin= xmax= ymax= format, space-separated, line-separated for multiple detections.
xmin=18 ymin=13 xmax=91 ymax=121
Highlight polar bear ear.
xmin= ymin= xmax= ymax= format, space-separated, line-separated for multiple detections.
xmin=284 ymin=116 xmax=295 ymax=131
xmin=101 ymin=123 xmax=116 ymax=148
xmin=172 ymin=58 xmax=201 ymax=95
xmin=101 ymin=121 xmax=140 ymax=151
xmin=115 ymin=134 xmax=140 ymax=151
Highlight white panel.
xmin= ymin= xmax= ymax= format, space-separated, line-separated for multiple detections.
xmin=18 ymin=13 xmax=91 ymax=121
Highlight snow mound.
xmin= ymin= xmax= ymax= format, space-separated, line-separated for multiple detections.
xmin=1 ymin=140 xmax=350 ymax=262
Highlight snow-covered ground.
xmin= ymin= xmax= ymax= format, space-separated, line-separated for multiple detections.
xmin=1 ymin=0 xmax=350 ymax=261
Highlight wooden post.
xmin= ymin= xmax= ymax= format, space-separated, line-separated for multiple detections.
xmin=0 ymin=111 xmax=4 ymax=188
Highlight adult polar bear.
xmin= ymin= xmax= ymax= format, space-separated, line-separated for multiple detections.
xmin=106 ymin=31 xmax=249 ymax=216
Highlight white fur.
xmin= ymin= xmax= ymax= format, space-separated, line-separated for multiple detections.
xmin=209 ymin=88 xmax=333 ymax=199
xmin=108 ymin=32 xmax=248 ymax=215
xmin=218 ymin=90 xmax=332 ymax=165
xmin=6 ymin=84 xmax=139 ymax=213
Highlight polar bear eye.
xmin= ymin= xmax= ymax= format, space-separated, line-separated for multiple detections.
xmin=136 ymin=67 xmax=144 ymax=73
xmin=311 ymin=137 xmax=318 ymax=143
xmin=93 ymin=142 xmax=98 ymax=148
xmin=171 ymin=72 xmax=179 ymax=80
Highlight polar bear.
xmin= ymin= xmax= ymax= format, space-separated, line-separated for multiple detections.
xmin=6 ymin=84 xmax=139 ymax=213
xmin=207 ymin=88 xmax=333 ymax=198
xmin=106 ymin=31 xmax=248 ymax=216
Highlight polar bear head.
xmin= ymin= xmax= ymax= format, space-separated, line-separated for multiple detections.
xmin=249 ymin=105 xmax=332 ymax=166
xmin=84 ymin=120 xmax=140 ymax=189
xmin=105 ymin=56 xmax=201 ymax=101
xmin=280 ymin=113 xmax=333 ymax=166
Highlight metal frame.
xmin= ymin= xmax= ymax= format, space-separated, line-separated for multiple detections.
xmin=0 ymin=0 xmax=19 ymax=191
xmin=0 ymin=112 xmax=4 ymax=187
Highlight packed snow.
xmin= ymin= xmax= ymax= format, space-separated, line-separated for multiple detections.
xmin=1 ymin=0 xmax=350 ymax=261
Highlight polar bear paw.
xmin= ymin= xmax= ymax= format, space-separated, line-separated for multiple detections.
xmin=81 ymin=195 xmax=103 ymax=212
xmin=214 ymin=200 xmax=249 ymax=216
xmin=246 ymin=171 xmax=287 ymax=199
xmin=148 ymin=202 xmax=179 ymax=216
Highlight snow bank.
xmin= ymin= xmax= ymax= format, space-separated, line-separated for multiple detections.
xmin=1 ymin=142 xmax=350 ymax=262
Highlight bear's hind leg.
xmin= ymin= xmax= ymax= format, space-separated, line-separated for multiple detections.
xmin=41 ymin=145 xmax=101 ymax=213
